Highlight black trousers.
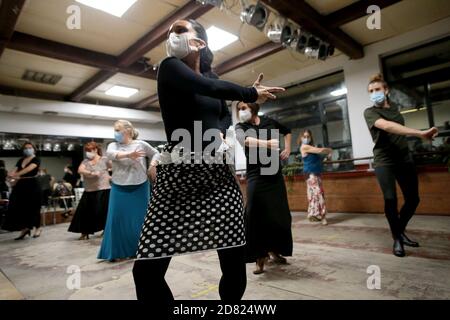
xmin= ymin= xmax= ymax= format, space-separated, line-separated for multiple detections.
xmin=132 ymin=245 xmax=247 ymax=302
xmin=374 ymin=163 xmax=420 ymax=239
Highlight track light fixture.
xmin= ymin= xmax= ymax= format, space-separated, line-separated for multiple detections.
xmin=315 ymin=41 xmax=335 ymax=60
xmin=196 ymin=0 xmax=223 ymax=7
xmin=266 ymin=18 xmax=285 ymax=43
xmin=240 ymin=1 xmax=269 ymax=31
xmin=280 ymin=24 xmax=295 ymax=47
xmin=296 ymin=31 xmax=309 ymax=51
xmin=306 ymin=36 xmax=321 ymax=50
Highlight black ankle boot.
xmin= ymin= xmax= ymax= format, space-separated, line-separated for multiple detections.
xmin=400 ymin=233 xmax=419 ymax=247
xmin=393 ymin=239 xmax=405 ymax=257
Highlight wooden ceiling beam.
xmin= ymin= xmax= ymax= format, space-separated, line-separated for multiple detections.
xmin=68 ymin=1 xmax=214 ymax=102
xmin=0 ymin=0 xmax=26 ymax=57
xmin=261 ymin=0 xmax=364 ymax=59
xmin=326 ymin=0 xmax=402 ymax=28
xmin=7 ymin=32 xmax=157 ymax=79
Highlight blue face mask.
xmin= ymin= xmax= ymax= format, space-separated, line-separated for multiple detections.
xmin=370 ymin=92 xmax=386 ymax=105
xmin=23 ymin=148 xmax=34 ymax=157
xmin=302 ymin=138 xmax=310 ymax=145
xmin=114 ymin=132 xmax=124 ymax=143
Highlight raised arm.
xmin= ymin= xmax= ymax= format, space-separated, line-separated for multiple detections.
xmin=235 ymin=124 xmax=279 ymax=150
xmin=159 ymin=58 xmax=257 ymax=102
xmin=160 ymin=59 xmax=284 ymax=104
xmin=141 ymin=141 xmax=161 ymax=166
xmin=301 ymin=144 xmax=332 ymax=156
xmin=106 ymin=143 xmax=146 ymax=161
xmin=374 ymin=118 xmax=438 ymax=140
xmin=78 ymin=162 xmax=97 ymax=177
xmin=15 ymin=163 xmax=38 ymax=177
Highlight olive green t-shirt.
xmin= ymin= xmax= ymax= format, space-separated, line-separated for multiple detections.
xmin=363 ymin=104 xmax=412 ymax=167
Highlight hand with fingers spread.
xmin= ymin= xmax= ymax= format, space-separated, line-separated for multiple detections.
xmin=128 ymin=148 xmax=146 ymax=160
xmin=253 ymin=73 xmax=285 ymax=104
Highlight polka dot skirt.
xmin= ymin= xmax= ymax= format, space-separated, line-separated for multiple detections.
xmin=136 ymin=162 xmax=246 ymax=259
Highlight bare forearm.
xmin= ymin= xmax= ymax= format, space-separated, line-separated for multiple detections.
xmin=381 ymin=121 xmax=422 ymax=137
xmin=16 ymin=165 xmax=36 ymax=177
xmin=115 ymin=152 xmax=131 ymax=160
xmin=245 ymin=137 xmax=269 ymax=148
xmin=284 ymin=134 xmax=292 ymax=151
xmin=319 ymin=148 xmax=332 ymax=154
xmin=79 ymin=169 xmax=94 ymax=177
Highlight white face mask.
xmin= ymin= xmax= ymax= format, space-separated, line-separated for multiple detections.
xmin=302 ymin=138 xmax=310 ymax=145
xmin=166 ymin=32 xmax=203 ymax=59
xmin=86 ymin=152 xmax=96 ymax=160
xmin=239 ymin=109 xmax=252 ymax=123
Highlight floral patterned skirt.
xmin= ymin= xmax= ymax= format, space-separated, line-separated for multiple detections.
xmin=306 ymin=173 xmax=327 ymax=219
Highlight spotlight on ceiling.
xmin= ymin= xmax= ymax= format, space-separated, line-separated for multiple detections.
xmin=280 ymin=24 xmax=295 ymax=47
xmin=53 ymin=143 xmax=61 ymax=152
xmin=240 ymin=1 xmax=269 ymax=31
xmin=3 ymin=140 xmax=15 ymax=150
xmin=307 ymin=36 xmax=321 ymax=50
xmin=317 ymin=41 xmax=335 ymax=60
xmin=288 ymin=28 xmax=302 ymax=50
xmin=43 ymin=143 xmax=52 ymax=152
xmin=196 ymin=0 xmax=223 ymax=7
xmin=304 ymin=47 xmax=319 ymax=59
xmin=266 ymin=17 xmax=286 ymax=43
xmin=296 ymin=31 xmax=310 ymax=52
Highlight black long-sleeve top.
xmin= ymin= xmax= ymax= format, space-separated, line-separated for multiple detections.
xmin=235 ymin=116 xmax=291 ymax=177
xmin=157 ymin=57 xmax=258 ymax=147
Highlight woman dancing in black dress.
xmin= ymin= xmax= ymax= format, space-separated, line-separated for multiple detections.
xmin=132 ymin=19 xmax=284 ymax=303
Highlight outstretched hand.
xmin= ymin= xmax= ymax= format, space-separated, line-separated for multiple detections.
xmin=421 ymin=127 xmax=439 ymax=141
xmin=128 ymin=148 xmax=146 ymax=160
xmin=253 ymin=73 xmax=285 ymax=104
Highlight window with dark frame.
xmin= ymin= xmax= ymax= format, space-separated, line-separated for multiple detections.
xmin=382 ymin=36 xmax=450 ymax=160
xmin=260 ymin=72 xmax=353 ymax=172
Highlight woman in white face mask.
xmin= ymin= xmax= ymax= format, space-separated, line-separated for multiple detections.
xmin=235 ymin=101 xmax=293 ymax=275
xmin=364 ymin=73 xmax=438 ymax=257
xmin=133 ymin=19 xmax=285 ymax=304
xmin=3 ymin=142 xmax=42 ymax=239
xmin=299 ymin=130 xmax=332 ymax=225
xmin=68 ymin=142 xmax=112 ymax=240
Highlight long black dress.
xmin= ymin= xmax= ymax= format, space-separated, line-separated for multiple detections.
xmin=3 ymin=157 xmax=42 ymax=231
xmin=236 ymin=116 xmax=293 ymax=262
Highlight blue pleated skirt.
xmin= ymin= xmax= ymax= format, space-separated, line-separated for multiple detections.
xmin=98 ymin=181 xmax=150 ymax=260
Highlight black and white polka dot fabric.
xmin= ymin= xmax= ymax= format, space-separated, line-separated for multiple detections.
xmin=136 ymin=162 xmax=246 ymax=259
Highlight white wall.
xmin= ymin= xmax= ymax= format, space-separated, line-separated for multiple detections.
xmin=265 ymin=16 xmax=450 ymax=160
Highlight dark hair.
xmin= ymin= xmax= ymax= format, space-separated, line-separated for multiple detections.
xmin=0 ymin=160 xmax=5 ymax=168
xmin=302 ymin=129 xmax=314 ymax=146
xmin=84 ymin=141 xmax=102 ymax=156
xmin=21 ymin=141 xmax=36 ymax=151
xmin=236 ymin=102 xmax=260 ymax=117
xmin=368 ymin=73 xmax=388 ymax=89
xmin=189 ymin=19 xmax=214 ymax=76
